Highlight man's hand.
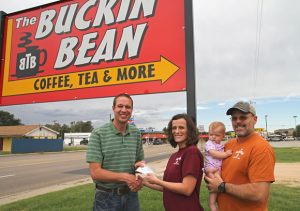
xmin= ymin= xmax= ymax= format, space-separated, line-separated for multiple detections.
xmin=134 ymin=160 xmax=146 ymax=168
xmin=128 ymin=175 xmax=143 ymax=192
xmin=204 ymin=171 xmax=223 ymax=193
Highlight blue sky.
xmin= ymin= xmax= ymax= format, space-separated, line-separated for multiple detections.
xmin=197 ymin=97 xmax=300 ymax=132
xmin=1 ymin=0 xmax=300 ymax=133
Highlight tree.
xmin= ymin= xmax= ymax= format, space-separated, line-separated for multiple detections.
xmin=60 ymin=124 xmax=71 ymax=138
xmin=162 ymin=127 xmax=167 ymax=134
xmin=0 ymin=110 xmax=22 ymax=126
xmin=70 ymin=121 xmax=93 ymax=132
xmin=45 ymin=122 xmax=61 ymax=134
xmin=45 ymin=123 xmax=72 ymax=139
xmin=45 ymin=120 xmax=93 ymax=138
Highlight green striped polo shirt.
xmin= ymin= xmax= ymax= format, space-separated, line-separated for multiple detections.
xmin=86 ymin=122 xmax=144 ymax=188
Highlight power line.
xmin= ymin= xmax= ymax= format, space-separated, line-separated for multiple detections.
xmin=252 ymin=0 xmax=264 ymax=100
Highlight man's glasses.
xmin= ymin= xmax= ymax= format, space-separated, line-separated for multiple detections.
xmin=231 ymin=115 xmax=252 ymax=122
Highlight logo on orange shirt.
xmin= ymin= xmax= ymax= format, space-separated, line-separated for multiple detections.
xmin=232 ymin=148 xmax=244 ymax=160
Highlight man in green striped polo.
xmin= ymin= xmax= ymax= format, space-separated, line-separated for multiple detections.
xmin=87 ymin=93 xmax=145 ymax=211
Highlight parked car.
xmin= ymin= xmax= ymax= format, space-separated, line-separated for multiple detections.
xmin=80 ymin=138 xmax=88 ymax=145
xmin=283 ymin=136 xmax=295 ymax=141
xmin=153 ymin=139 xmax=163 ymax=145
xmin=267 ymin=135 xmax=282 ymax=142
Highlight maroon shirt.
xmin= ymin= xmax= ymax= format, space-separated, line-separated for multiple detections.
xmin=163 ymin=145 xmax=204 ymax=211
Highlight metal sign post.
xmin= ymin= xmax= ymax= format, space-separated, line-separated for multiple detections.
xmin=0 ymin=11 xmax=7 ymax=105
xmin=185 ymin=0 xmax=197 ymax=124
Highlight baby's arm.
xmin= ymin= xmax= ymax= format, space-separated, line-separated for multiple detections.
xmin=208 ymin=149 xmax=232 ymax=159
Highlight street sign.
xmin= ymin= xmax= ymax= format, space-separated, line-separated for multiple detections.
xmin=198 ymin=125 xmax=205 ymax=133
xmin=0 ymin=0 xmax=187 ymax=105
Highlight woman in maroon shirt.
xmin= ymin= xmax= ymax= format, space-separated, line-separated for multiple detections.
xmin=143 ymin=113 xmax=204 ymax=211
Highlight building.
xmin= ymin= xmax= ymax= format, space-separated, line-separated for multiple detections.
xmin=64 ymin=133 xmax=91 ymax=146
xmin=0 ymin=125 xmax=61 ymax=153
xmin=274 ymin=128 xmax=294 ymax=136
xmin=141 ymin=132 xmax=167 ymax=144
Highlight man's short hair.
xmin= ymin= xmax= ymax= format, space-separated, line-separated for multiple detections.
xmin=113 ymin=93 xmax=133 ymax=108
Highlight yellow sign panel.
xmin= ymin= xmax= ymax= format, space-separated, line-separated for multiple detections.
xmin=2 ymin=56 xmax=179 ymax=96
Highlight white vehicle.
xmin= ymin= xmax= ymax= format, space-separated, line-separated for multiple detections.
xmin=267 ymin=135 xmax=282 ymax=142
xmin=283 ymin=136 xmax=295 ymax=141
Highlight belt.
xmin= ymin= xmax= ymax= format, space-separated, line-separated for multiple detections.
xmin=96 ymin=184 xmax=130 ymax=195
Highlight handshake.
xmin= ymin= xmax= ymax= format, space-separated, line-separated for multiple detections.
xmin=127 ymin=162 xmax=158 ymax=192
xmin=136 ymin=164 xmax=161 ymax=190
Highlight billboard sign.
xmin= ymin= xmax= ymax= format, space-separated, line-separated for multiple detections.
xmin=0 ymin=0 xmax=187 ymax=105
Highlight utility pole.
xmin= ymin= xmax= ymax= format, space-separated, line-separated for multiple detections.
xmin=293 ymin=115 xmax=297 ymax=128
xmin=265 ymin=115 xmax=268 ymax=138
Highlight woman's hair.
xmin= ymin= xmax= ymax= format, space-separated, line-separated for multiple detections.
xmin=167 ymin=113 xmax=199 ymax=148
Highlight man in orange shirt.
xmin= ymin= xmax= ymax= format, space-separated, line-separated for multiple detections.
xmin=205 ymin=101 xmax=275 ymax=211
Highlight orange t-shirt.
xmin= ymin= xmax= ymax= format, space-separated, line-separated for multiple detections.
xmin=218 ymin=132 xmax=275 ymax=211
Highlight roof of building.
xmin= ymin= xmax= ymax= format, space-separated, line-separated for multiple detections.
xmin=142 ymin=133 xmax=167 ymax=139
xmin=0 ymin=125 xmax=58 ymax=137
xmin=199 ymin=134 xmax=209 ymax=138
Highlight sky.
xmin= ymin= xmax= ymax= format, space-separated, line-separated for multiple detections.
xmin=1 ymin=0 xmax=300 ymax=133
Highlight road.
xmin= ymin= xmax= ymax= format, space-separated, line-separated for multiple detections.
xmin=0 ymin=144 xmax=176 ymax=202
xmin=0 ymin=141 xmax=299 ymax=205
xmin=0 ymin=151 xmax=88 ymax=198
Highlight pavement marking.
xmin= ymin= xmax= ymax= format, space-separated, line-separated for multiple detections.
xmin=0 ymin=174 xmax=15 ymax=179
xmin=157 ymin=152 xmax=168 ymax=155
xmin=0 ymin=158 xmax=83 ymax=169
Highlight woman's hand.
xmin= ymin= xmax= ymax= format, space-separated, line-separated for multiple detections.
xmin=143 ymin=173 xmax=160 ymax=185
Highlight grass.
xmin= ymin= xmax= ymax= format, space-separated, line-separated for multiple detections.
xmin=0 ymin=184 xmax=94 ymax=211
xmin=273 ymin=147 xmax=300 ymax=162
xmin=0 ymin=151 xmax=10 ymax=155
xmin=0 ymin=183 xmax=299 ymax=211
xmin=0 ymin=146 xmax=87 ymax=155
xmin=63 ymin=145 xmax=87 ymax=151
xmin=1 ymin=145 xmax=299 ymax=162
xmin=269 ymin=184 xmax=300 ymax=211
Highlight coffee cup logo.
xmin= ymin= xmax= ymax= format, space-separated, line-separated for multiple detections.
xmin=14 ymin=32 xmax=47 ymax=78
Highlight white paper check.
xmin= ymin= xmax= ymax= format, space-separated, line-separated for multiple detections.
xmin=135 ymin=166 xmax=154 ymax=175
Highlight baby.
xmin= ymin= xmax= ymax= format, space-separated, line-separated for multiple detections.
xmin=204 ymin=121 xmax=232 ymax=211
